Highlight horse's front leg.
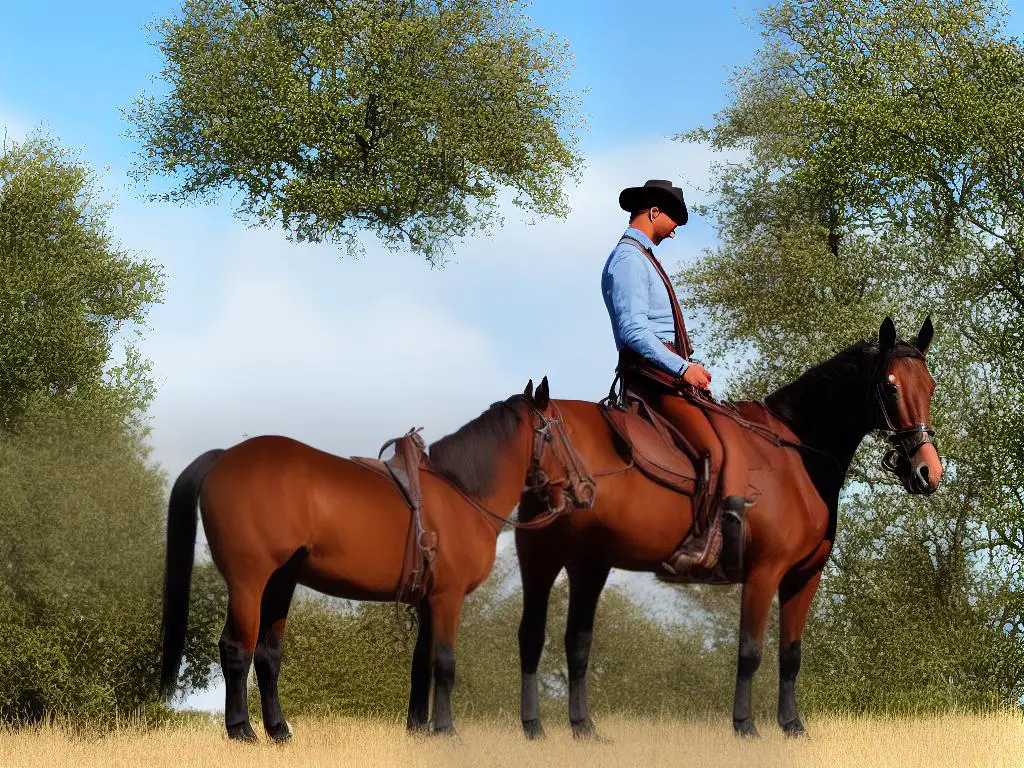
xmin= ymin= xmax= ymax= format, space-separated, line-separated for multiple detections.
xmin=517 ymin=539 xmax=563 ymax=740
xmin=733 ymin=563 xmax=786 ymax=738
xmin=406 ymin=600 xmax=433 ymax=733
xmin=565 ymin=561 xmax=611 ymax=740
xmin=427 ymin=591 xmax=464 ymax=736
xmin=776 ymin=568 xmax=824 ymax=738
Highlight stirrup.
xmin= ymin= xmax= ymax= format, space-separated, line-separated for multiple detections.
xmin=661 ymin=553 xmax=700 ymax=578
xmin=722 ymin=495 xmax=746 ymax=521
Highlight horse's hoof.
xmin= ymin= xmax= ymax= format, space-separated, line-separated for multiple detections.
xmin=266 ymin=720 xmax=292 ymax=744
xmin=522 ymin=719 xmax=546 ymax=740
xmin=781 ymin=717 xmax=807 ymax=738
xmin=733 ymin=718 xmax=760 ymax=739
xmin=572 ymin=717 xmax=609 ymax=742
xmin=227 ymin=722 xmax=258 ymax=743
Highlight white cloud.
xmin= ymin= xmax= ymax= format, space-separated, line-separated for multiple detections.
xmin=141 ymin=237 xmax=518 ymax=475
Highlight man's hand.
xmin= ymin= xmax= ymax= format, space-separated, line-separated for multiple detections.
xmin=682 ymin=363 xmax=712 ymax=390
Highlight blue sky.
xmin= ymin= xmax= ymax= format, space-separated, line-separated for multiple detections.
xmin=3 ymin=1 xmax=1023 ymax=711
xmin=0 ymin=1 xmax=781 ymax=465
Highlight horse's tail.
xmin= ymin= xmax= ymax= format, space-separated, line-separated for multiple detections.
xmin=159 ymin=448 xmax=225 ymax=700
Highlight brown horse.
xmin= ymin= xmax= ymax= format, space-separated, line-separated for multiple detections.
xmin=158 ymin=377 xmax=593 ymax=742
xmin=515 ymin=316 xmax=943 ymax=739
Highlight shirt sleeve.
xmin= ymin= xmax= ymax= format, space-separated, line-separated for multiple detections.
xmin=605 ymin=250 xmax=690 ymax=376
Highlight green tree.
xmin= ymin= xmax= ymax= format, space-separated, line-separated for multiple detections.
xmin=0 ymin=132 xmax=164 ymax=432
xmin=802 ymin=506 xmax=1024 ymax=714
xmin=0 ymin=132 xmax=225 ymax=726
xmin=674 ymin=0 xmax=1024 ymax=710
xmin=127 ymin=0 xmax=584 ymax=265
xmin=0 ymin=400 xmax=226 ymax=726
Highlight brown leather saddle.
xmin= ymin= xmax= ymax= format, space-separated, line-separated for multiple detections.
xmin=600 ymin=392 xmax=702 ymax=497
xmin=602 ymin=340 xmax=754 ymax=582
xmin=351 ymin=427 xmax=438 ymax=603
xmin=600 ymin=384 xmax=747 ymax=584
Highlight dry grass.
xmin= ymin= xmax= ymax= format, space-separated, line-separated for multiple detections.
xmin=0 ymin=712 xmax=1020 ymax=768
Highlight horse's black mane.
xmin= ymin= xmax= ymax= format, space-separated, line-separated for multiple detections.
xmin=760 ymin=335 xmax=926 ymax=518
xmin=428 ymin=395 xmax=526 ymax=497
xmin=764 ymin=339 xmax=924 ymax=428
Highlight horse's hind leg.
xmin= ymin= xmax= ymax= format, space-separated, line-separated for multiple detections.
xmin=564 ymin=561 xmax=610 ymax=740
xmin=221 ymin=584 xmax=263 ymax=742
xmin=406 ymin=599 xmax=433 ymax=733
xmin=516 ymin=533 xmax=563 ymax=740
xmin=254 ymin=556 xmax=301 ymax=743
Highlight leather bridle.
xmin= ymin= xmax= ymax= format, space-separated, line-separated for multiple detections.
xmin=870 ymin=353 xmax=938 ymax=476
xmin=523 ymin=400 xmax=597 ymax=515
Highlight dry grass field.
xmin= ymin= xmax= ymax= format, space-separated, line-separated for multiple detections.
xmin=0 ymin=712 xmax=1020 ymax=768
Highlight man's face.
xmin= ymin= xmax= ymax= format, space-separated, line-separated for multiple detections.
xmin=649 ymin=207 xmax=680 ymax=243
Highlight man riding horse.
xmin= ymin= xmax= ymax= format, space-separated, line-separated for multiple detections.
xmin=601 ymin=179 xmax=747 ymax=577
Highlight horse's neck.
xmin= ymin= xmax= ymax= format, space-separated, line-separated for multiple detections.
xmin=475 ymin=428 xmax=534 ymax=527
xmin=767 ymin=359 xmax=874 ymax=505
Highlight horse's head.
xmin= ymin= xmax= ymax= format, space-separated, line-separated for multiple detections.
xmin=518 ymin=377 xmax=596 ymax=515
xmin=872 ymin=316 xmax=942 ymax=494
xmin=428 ymin=377 xmax=593 ymax=524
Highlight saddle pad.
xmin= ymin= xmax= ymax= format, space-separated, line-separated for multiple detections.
xmin=600 ymin=401 xmax=697 ymax=496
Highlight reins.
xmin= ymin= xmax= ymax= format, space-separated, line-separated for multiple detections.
xmin=698 ymin=345 xmax=938 ymax=480
xmin=424 ymin=466 xmax=565 ymax=532
xmin=690 ymin=388 xmax=847 ymax=472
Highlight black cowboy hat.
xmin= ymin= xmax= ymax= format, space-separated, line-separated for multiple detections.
xmin=618 ymin=179 xmax=688 ymax=226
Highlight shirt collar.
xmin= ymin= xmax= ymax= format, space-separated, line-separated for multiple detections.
xmin=623 ymin=226 xmax=655 ymax=252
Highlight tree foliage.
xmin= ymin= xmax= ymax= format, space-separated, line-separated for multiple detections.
xmin=0 ymin=400 xmax=226 ymax=727
xmin=674 ymin=0 xmax=1024 ymax=709
xmin=127 ymin=0 xmax=585 ymax=265
xmin=0 ymin=133 xmax=224 ymax=726
xmin=0 ymin=133 xmax=164 ymax=432
xmin=803 ymin=505 xmax=1024 ymax=713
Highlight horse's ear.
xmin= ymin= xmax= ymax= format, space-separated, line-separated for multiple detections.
xmin=879 ymin=316 xmax=897 ymax=350
xmin=914 ymin=315 xmax=934 ymax=355
xmin=523 ymin=379 xmax=534 ymax=399
xmin=535 ymin=376 xmax=550 ymax=409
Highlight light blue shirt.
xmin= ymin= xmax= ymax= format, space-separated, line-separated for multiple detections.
xmin=601 ymin=227 xmax=690 ymax=376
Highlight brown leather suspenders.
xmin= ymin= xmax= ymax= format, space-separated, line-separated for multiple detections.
xmin=618 ymin=235 xmax=694 ymax=361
